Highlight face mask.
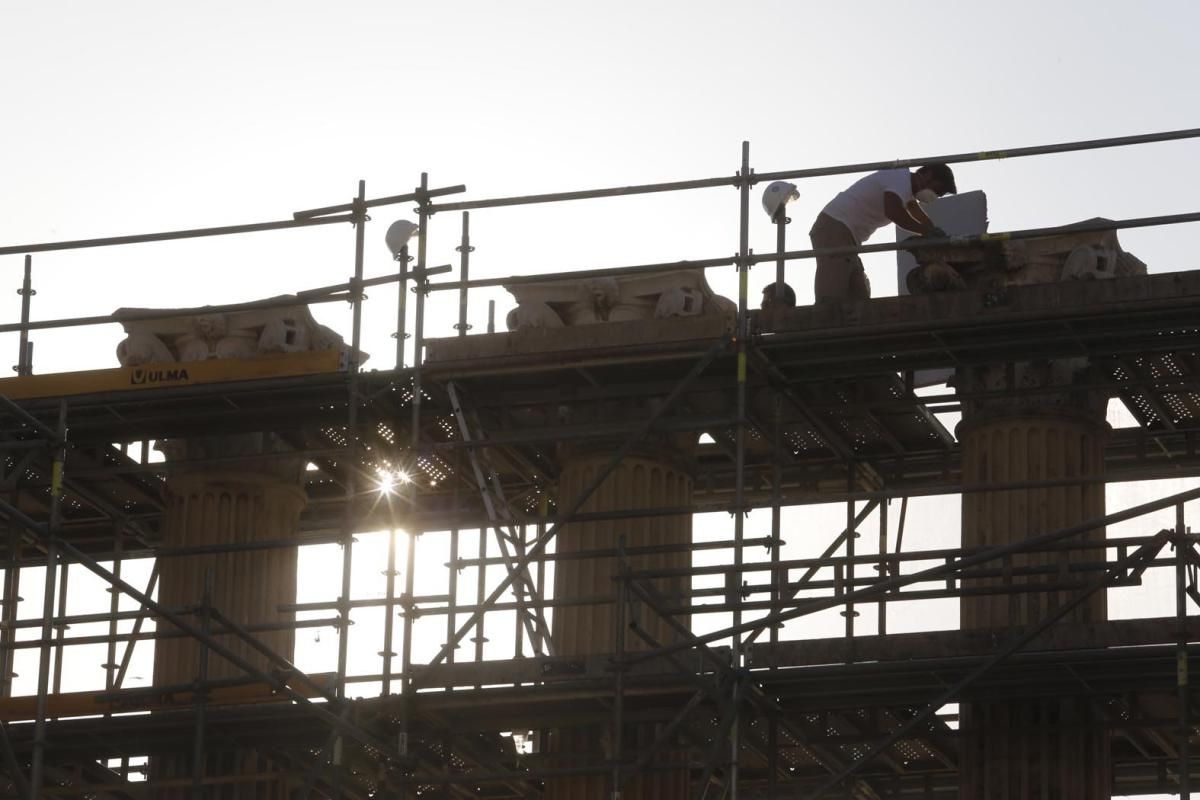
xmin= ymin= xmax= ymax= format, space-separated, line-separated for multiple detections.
xmin=916 ymin=188 xmax=939 ymax=203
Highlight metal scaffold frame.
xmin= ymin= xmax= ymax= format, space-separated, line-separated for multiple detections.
xmin=0 ymin=127 xmax=1199 ymax=798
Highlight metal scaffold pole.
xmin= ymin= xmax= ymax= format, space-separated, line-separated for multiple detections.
xmin=425 ymin=127 xmax=1200 ymax=217
xmin=729 ymin=138 xmax=752 ymax=800
xmin=877 ymin=499 xmax=888 ymax=635
xmin=627 ymin=485 xmax=1200 ymax=666
xmin=612 ymin=540 xmax=628 ymax=800
xmin=380 ymin=528 xmax=399 ymax=697
xmin=1178 ymin=501 xmax=1193 ymax=798
xmin=394 ymin=243 xmax=410 ymax=369
xmin=768 ymin=395 xmax=782 ymax=800
xmin=843 ymin=468 xmax=856 ymax=642
xmin=0 ymin=212 xmax=355 ymax=257
xmin=28 ymin=400 xmax=66 ymax=800
xmin=802 ymin=529 xmax=1173 ymax=798
xmin=102 ymin=524 xmax=122 ymax=696
xmin=50 ymin=560 xmax=68 ymax=695
xmin=336 ymin=180 xmax=368 ymax=707
xmin=1 ymin=498 xmax=21 ymax=702
xmin=191 ymin=570 xmax=213 ymax=800
xmin=4 ymin=125 xmax=1200 ymax=797
xmin=456 ymin=211 xmax=472 ymax=336
xmin=416 ymin=337 xmax=727 ymax=677
xmin=15 ymin=255 xmax=33 ymax=376
xmin=411 ymin=171 xmax=431 ymax=448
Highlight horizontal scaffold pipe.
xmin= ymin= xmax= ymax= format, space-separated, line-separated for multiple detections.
xmin=0 ymin=272 xmax=406 ymax=334
xmin=0 ymin=468 xmax=1185 ymax=569
xmin=431 ymin=175 xmax=741 ymax=212
xmin=0 ymin=213 xmax=354 ymax=258
xmin=429 ymin=128 xmax=1200 ymax=213
xmin=747 ymin=210 xmax=1200 ymax=267
xmin=364 ymin=471 xmax=1174 ymax=537
xmin=5 ymin=616 xmax=339 ymax=650
xmin=0 ymin=496 xmax=401 ymax=758
xmin=292 ymin=183 xmax=466 ymax=219
xmin=756 ymin=127 xmax=1200 ymax=183
xmin=424 ymin=212 xmax=1200 ymax=294
xmin=425 ymin=254 xmax=737 ymax=292
xmin=624 ymin=483 xmax=1200 ymax=667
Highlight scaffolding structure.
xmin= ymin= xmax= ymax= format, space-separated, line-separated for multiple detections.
xmin=2 ymin=128 xmax=1200 ymax=798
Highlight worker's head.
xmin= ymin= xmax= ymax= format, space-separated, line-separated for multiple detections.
xmin=914 ymin=163 xmax=957 ymax=200
xmin=760 ymin=281 xmax=796 ymax=311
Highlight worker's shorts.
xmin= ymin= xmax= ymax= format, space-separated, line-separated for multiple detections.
xmin=810 ymin=213 xmax=870 ymax=303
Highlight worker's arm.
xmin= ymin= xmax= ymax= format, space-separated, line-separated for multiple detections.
xmin=906 ymin=200 xmax=935 ymax=229
xmin=883 ymin=192 xmax=937 ymax=235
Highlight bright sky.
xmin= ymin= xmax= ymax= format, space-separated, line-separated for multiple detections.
xmin=3 ymin=2 xmax=1198 ymax=793
xmin=2 ymin=0 xmax=1199 ymax=372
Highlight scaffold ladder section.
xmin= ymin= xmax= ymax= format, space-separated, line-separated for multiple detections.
xmin=446 ymin=380 xmax=552 ymax=656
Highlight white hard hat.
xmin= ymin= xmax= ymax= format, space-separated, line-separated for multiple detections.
xmin=761 ymin=181 xmax=800 ymax=220
xmin=385 ymin=220 xmax=419 ymax=256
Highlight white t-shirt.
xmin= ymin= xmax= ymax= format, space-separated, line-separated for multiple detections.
xmin=820 ymin=168 xmax=914 ymax=244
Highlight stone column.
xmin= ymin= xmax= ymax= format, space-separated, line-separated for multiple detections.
xmin=545 ymin=446 xmax=694 ymax=800
xmin=150 ymin=436 xmax=307 ymax=799
xmin=110 ymin=302 xmax=358 ymax=798
xmin=420 ymin=271 xmax=734 ymax=800
xmin=955 ymin=362 xmax=1111 ymax=799
xmin=153 ymin=440 xmax=307 ymax=685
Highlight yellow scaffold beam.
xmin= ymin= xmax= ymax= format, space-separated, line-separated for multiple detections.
xmin=0 ymin=349 xmax=344 ymax=401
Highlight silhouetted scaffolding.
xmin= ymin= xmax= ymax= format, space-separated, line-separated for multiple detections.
xmin=1 ymin=128 xmax=1200 ymax=798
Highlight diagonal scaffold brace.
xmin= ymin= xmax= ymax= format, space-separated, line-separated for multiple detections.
xmin=801 ymin=526 xmax=1173 ymax=799
xmin=413 ymin=335 xmax=732 ymax=681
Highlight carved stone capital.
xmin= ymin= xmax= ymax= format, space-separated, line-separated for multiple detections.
xmin=955 ymin=359 xmax=1110 ymax=427
xmin=503 ymin=269 xmax=734 ymax=331
xmin=114 ymin=295 xmax=368 ymax=366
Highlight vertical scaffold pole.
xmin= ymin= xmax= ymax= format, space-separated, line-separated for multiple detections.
xmin=456 ymin=212 xmax=472 ymax=336
xmin=16 ymin=255 xmax=34 ymax=376
xmin=191 ymin=569 xmax=213 ymax=800
xmin=877 ymin=500 xmax=888 ymax=635
xmin=401 ymin=531 xmax=416 ymax=693
xmin=336 ymin=180 xmax=368 ymax=705
xmin=473 ymin=529 xmax=487 ymax=677
xmin=1178 ymin=502 xmax=1191 ymax=798
xmin=51 ymin=561 xmax=68 ymax=694
xmin=612 ymin=539 xmax=628 ymax=800
xmin=447 ymin=452 xmax=461 ymax=672
xmin=768 ymin=394 xmax=782 ymax=800
xmin=447 ymin=527 xmax=459 ymax=671
xmin=30 ymin=400 xmax=67 ymax=799
xmin=770 ymin=394 xmax=782 ymax=651
xmin=1 ymin=499 xmax=23 ymax=701
xmin=381 ymin=529 xmax=398 ymax=696
xmin=395 ymin=244 xmax=410 ymax=369
xmin=844 ymin=466 xmax=857 ymax=641
xmin=399 ymin=173 xmax=431 ymax=798
xmin=411 ymin=172 xmax=431 ymax=451
xmin=773 ymin=206 xmax=787 ymax=301
xmin=536 ymin=492 xmax=548 ymax=657
xmin=730 ymin=138 xmax=752 ymax=800
xmin=397 ymin=527 xmax=417 ymax=800
xmin=103 ymin=524 xmax=122 ymax=697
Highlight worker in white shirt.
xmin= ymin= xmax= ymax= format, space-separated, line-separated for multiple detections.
xmin=810 ymin=163 xmax=957 ymax=303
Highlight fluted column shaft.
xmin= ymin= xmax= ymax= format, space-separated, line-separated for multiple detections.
xmin=957 ymin=409 xmax=1110 ymax=799
xmin=153 ymin=471 xmax=306 ymax=685
xmin=546 ymin=451 xmax=693 ymax=800
xmin=151 ymin=455 xmax=305 ymax=799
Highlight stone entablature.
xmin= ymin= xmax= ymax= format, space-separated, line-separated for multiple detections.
xmin=114 ymin=295 xmax=367 ymax=366
xmin=906 ymin=220 xmax=1148 ymax=294
xmin=503 ymin=269 xmax=735 ymax=331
